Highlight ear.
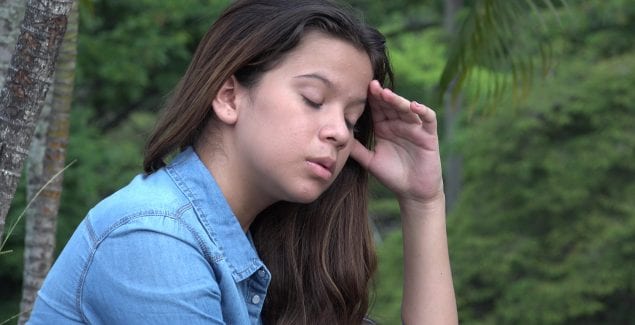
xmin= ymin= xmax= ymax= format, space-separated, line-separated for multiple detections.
xmin=212 ymin=75 xmax=241 ymax=125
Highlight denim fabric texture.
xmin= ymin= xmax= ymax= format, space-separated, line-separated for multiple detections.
xmin=28 ymin=147 xmax=270 ymax=324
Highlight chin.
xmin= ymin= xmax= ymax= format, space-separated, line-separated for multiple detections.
xmin=288 ymin=192 xmax=321 ymax=204
xmin=285 ymin=184 xmax=328 ymax=204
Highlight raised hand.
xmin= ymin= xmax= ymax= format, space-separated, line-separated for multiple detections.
xmin=351 ymin=80 xmax=444 ymax=204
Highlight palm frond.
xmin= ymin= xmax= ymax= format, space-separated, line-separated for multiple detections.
xmin=439 ymin=0 xmax=566 ymax=111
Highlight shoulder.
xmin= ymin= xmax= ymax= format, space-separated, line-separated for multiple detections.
xmin=34 ymin=171 xmax=224 ymax=323
xmin=87 ymin=170 xmax=193 ymax=236
xmin=94 ymin=170 xmax=187 ymax=217
xmin=77 ymin=168 xmax=222 ymax=271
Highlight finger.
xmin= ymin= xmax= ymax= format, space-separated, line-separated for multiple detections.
xmin=368 ymin=80 xmax=389 ymax=123
xmin=380 ymin=88 xmax=421 ymax=124
xmin=411 ymin=101 xmax=438 ymax=133
xmin=349 ymin=139 xmax=373 ymax=170
xmin=371 ymin=85 xmax=418 ymax=123
xmin=368 ymin=80 xmax=399 ymax=121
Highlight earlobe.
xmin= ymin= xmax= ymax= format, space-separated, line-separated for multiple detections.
xmin=212 ymin=75 xmax=240 ymax=125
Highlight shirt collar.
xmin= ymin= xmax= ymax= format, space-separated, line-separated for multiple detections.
xmin=166 ymin=147 xmax=264 ymax=282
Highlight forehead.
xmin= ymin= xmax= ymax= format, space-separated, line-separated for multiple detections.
xmin=266 ymin=31 xmax=373 ymax=94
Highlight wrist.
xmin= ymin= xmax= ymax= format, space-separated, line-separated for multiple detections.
xmin=398 ymin=192 xmax=446 ymax=213
xmin=398 ymin=192 xmax=447 ymax=236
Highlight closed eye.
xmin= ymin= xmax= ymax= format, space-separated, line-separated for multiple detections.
xmin=302 ymin=96 xmax=322 ymax=109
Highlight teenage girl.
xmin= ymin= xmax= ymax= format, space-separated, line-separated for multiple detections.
xmin=29 ymin=1 xmax=457 ymax=324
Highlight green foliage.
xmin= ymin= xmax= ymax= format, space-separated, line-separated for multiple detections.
xmin=370 ymin=229 xmax=405 ymax=324
xmin=0 ymin=177 xmax=26 ymax=320
xmin=347 ymin=0 xmax=440 ymax=28
xmin=449 ymin=48 xmax=635 ymax=325
xmin=76 ymin=0 xmax=230 ymax=129
xmin=557 ymin=0 xmax=635 ymax=61
xmin=440 ymin=0 xmax=567 ymax=107
xmin=389 ymin=30 xmax=447 ymax=108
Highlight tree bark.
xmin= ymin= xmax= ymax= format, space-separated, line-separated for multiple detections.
xmin=18 ymin=1 xmax=78 ymax=321
xmin=0 ymin=0 xmax=74 ymax=243
xmin=443 ymin=0 xmax=464 ymax=212
xmin=0 ymin=0 xmax=27 ymax=89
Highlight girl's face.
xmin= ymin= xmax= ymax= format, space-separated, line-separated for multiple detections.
xmin=232 ymin=31 xmax=373 ymax=204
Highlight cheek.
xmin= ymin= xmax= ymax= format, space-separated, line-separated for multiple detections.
xmin=253 ymin=127 xmax=306 ymax=165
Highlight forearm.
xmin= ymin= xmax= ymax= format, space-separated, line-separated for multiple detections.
xmin=399 ymin=195 xmax=458 ymax=325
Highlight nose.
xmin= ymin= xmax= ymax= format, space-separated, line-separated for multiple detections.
xmin=319 ymin=113 xmax=351 ymax=149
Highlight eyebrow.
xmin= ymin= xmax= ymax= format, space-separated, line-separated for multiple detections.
xmin=293 ymin=73 xmax=367 ymax=107
xmin=294 ymin=73 xmax=334 ymax=88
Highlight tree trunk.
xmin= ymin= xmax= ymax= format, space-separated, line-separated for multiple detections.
xmin=17 ymin=1 xmax=78 ymax=321
xmin=0 ymin=0 xmax=27 ymax=89
xmin=443 ymin=0 xmax=464 ymax=212
xmin=0 ymin=0 xmax=74 ymax=243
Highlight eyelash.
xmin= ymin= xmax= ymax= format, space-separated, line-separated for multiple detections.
xmin=302 ymin=96 xmax=358 ymax=133
xmin=302 ymin=96 xmax=322 ymax=109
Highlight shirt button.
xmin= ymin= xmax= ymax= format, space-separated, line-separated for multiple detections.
xmin=251 ymin=294 xmax=261 ymax=304
xmin=257 ymin=269 xmax=266 ymax=278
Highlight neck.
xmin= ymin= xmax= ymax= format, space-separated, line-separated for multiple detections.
xmin=194 ymin=141 xmax=275 ymax=232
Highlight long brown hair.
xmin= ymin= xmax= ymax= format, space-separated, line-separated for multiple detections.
xmin=143 ymin=1 xmax=393 ymax=323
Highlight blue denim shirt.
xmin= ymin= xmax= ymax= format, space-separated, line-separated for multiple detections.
xmin=29 ymin=147 xmax=271 ymax=324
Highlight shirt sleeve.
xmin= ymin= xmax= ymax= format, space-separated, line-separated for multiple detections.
xmin=80 ymin=217 xmax=225 ymax=324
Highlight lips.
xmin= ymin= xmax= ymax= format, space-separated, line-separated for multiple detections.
xmin=306 ymin=157 xmax=336 ymax=180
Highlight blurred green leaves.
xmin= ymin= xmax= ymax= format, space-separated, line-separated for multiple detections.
xmin=449 ymin=28 xmax=635 ymax=325
xmin=445 ymin=1 xmax=571 ymax=104
xmin=77 ymin=0 xmax=230 ymax=129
